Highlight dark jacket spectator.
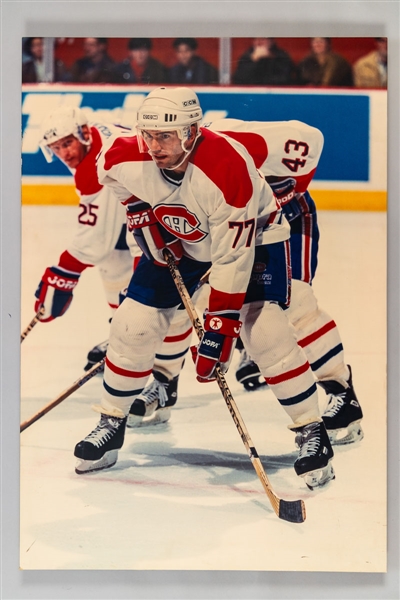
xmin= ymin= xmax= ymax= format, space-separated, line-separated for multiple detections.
xmin=69 ymin=38 xmax=116 ymax=83
xmin=232 ymin=38 xmax=297 ymax=86
xmin=169 ymin=38 xmax=219 ymax=84
xmin=22 ymin=37 xmax=68 ymax=83
xmin=112 ymin=38 xmax=169 ymax=84
xmin=298 ymin=38 xmax=353 ymax=87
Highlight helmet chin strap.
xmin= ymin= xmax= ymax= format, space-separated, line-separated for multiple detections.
xmin=77 ymin=127 xmax=92 ymax=151
xmin=164 ymin=145 xmax=193 ymax=171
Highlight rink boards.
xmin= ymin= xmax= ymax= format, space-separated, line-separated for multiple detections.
xmin=21 ymin=85 xmax=387 ymax=211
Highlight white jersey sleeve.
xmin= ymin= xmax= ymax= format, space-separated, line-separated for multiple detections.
xmin=207 ymin=118 xmax=324 ymax=194
xmin=96 ymin=133 xmax=151 ymax=205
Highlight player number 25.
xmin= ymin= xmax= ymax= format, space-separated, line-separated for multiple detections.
xmin=78 ymin=203 xmax=99 ymax=226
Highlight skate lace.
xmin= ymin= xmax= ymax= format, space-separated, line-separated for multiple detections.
xmin=84 ymin=418 xmax=121 ymax=448
xmin=140 ymin=379 xmax=169 ymax=408
xmin=296 ymin=423 xmax=321 ymax=459
xmin=324 ymin=392 xmax=346 ymax=417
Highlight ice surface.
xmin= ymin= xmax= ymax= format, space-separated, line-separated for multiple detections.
xmin=20 ymin=206 xmax=387 ymax=572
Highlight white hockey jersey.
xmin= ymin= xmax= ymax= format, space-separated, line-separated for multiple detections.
xmin=97 ymin=127 xmax=290 ymax=312
xmin=206 ymin=119 xmax=324 ymax=204
xmin=65 ymin=123 xmax=139 ymax=267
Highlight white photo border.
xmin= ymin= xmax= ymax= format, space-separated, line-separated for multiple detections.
xmin=2 ymin=1 xmax=399 ymax=598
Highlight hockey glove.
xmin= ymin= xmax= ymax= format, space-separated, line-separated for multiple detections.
xmin=267 ymin=177 xmax=297 ymax=206
xmin=126 ymin=200 xmax=183 ymax=267
xmin=34 ymin=266 xmax=81 ymax=322
xmin=191 ymin=311 xmax=242 ymax=382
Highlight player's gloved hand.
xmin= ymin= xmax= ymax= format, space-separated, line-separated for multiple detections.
xmin=267 ymin=177 xmax=297 ymax=206
xmin=126 ymin=200 xmax=183 ymax=267
xmin=191 ymin=310 xmax=242 ymax=382
xmin=34 ymin=266 xmax=81 ymax=323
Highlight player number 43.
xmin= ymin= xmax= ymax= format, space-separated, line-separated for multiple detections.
xmin=282 ymin=139 xmax=309 ymax=173
xmin=229 ymin=219 xmax=255 ymax=248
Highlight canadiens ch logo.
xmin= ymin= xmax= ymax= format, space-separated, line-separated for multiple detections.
xmin=153 ymin=204 xmax=208 ymax=242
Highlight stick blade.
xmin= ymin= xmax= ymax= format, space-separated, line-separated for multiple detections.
xmin=278 ymin=498 xmax=306 ymax=523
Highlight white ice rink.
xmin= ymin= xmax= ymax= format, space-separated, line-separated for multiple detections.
xmin=20 ymin=205 xmax=387 ymax=572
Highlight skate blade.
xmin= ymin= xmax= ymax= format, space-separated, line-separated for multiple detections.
xmin=75 ymin=449 xmax=118 ymax=474
xmin=302 ymin=462 xmax=335 ymax=491
xmin=127 ymin=407 xmax=171 ymax=429
xmin=328 ymin=420 xmax=364 ymax=446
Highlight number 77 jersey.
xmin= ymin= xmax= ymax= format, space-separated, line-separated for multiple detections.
xmin=97 ymin=127 xmax=290 ymax=313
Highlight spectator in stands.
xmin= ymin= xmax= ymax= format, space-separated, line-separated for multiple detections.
xmin=22 ymin=37 xmax=68 ymax=83
xmin=169 ymin=38 xmax=219 ymax=84
xmin=232 ymin=37 xmax=297 ymax=86
xmin=353 ymin=38 xmax=387 ymax=88
xmin=297 ymin=37 xmax=353 ymax=87
xmin=69 ymin=38 xmax=116 ymax=83
xmin=112 ymin=38 xmax=169 ymax=84
xmin=22 ymin=38 xmax=32 ymax=64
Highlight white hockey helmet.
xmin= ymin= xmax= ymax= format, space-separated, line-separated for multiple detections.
xmin=136 ymin=87 xmax=203 ymax=152
xmin=39 ymin=106 xmax=91 ymax=163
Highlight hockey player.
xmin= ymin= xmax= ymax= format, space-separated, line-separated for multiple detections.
xmin=34 ymin=106 xmax=137 ymax=369
xmin=74 ymin=87 xmax=335 ymax=491
xmin=35 ymin=106 xmax=190 ymax=422
xmin=207 ymin=118 xmax=363 ymax=446
xmin=127 ymin=117 xmax=364 ymax=447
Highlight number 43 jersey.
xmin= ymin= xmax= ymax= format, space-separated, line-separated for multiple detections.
xmin=96 ymin=127 xmax=290 ymax=312
xmin=206 ymin=118 xmax=324 ymax=204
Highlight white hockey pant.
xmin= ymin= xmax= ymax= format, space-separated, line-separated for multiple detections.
xmin=240 ymin=301 xmax=321 ymax=427
xmin=153 ymin=306 xmax=192 ymax=380
xmin=97 ymin=249 xmax=133 ymax=315
xmin=286 ymin=280 xmax=349 ymax=385
xmin=99 ymin=298 xmax=178 ymax=417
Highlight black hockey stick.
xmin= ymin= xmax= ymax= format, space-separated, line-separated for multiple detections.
xmin=21 ymin=307 xmax=45 ymax=343
xmin=20 ymin=358 xmax=105 ymax=432
xmin=163 ymin=250 xmax=306 ymax=524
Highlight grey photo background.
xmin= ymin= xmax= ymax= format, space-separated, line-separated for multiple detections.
xmin=1 ymin=1 xmax=399 ymax=599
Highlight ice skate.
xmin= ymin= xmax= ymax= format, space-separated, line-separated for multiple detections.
xmin=127 ymin=370 xmax=178 ymax=428
xmin=235 ymin=348 xmax=267 ymax=392
xmin=74 ymin=413 xmax=127 ymax=474
xmin=292 ymin=420 xmax=335 ymax=490
xmin=84 ymin=339 xmax=108 ymax=372
xmin=318 ymin=365 xmax=364 ymax=445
